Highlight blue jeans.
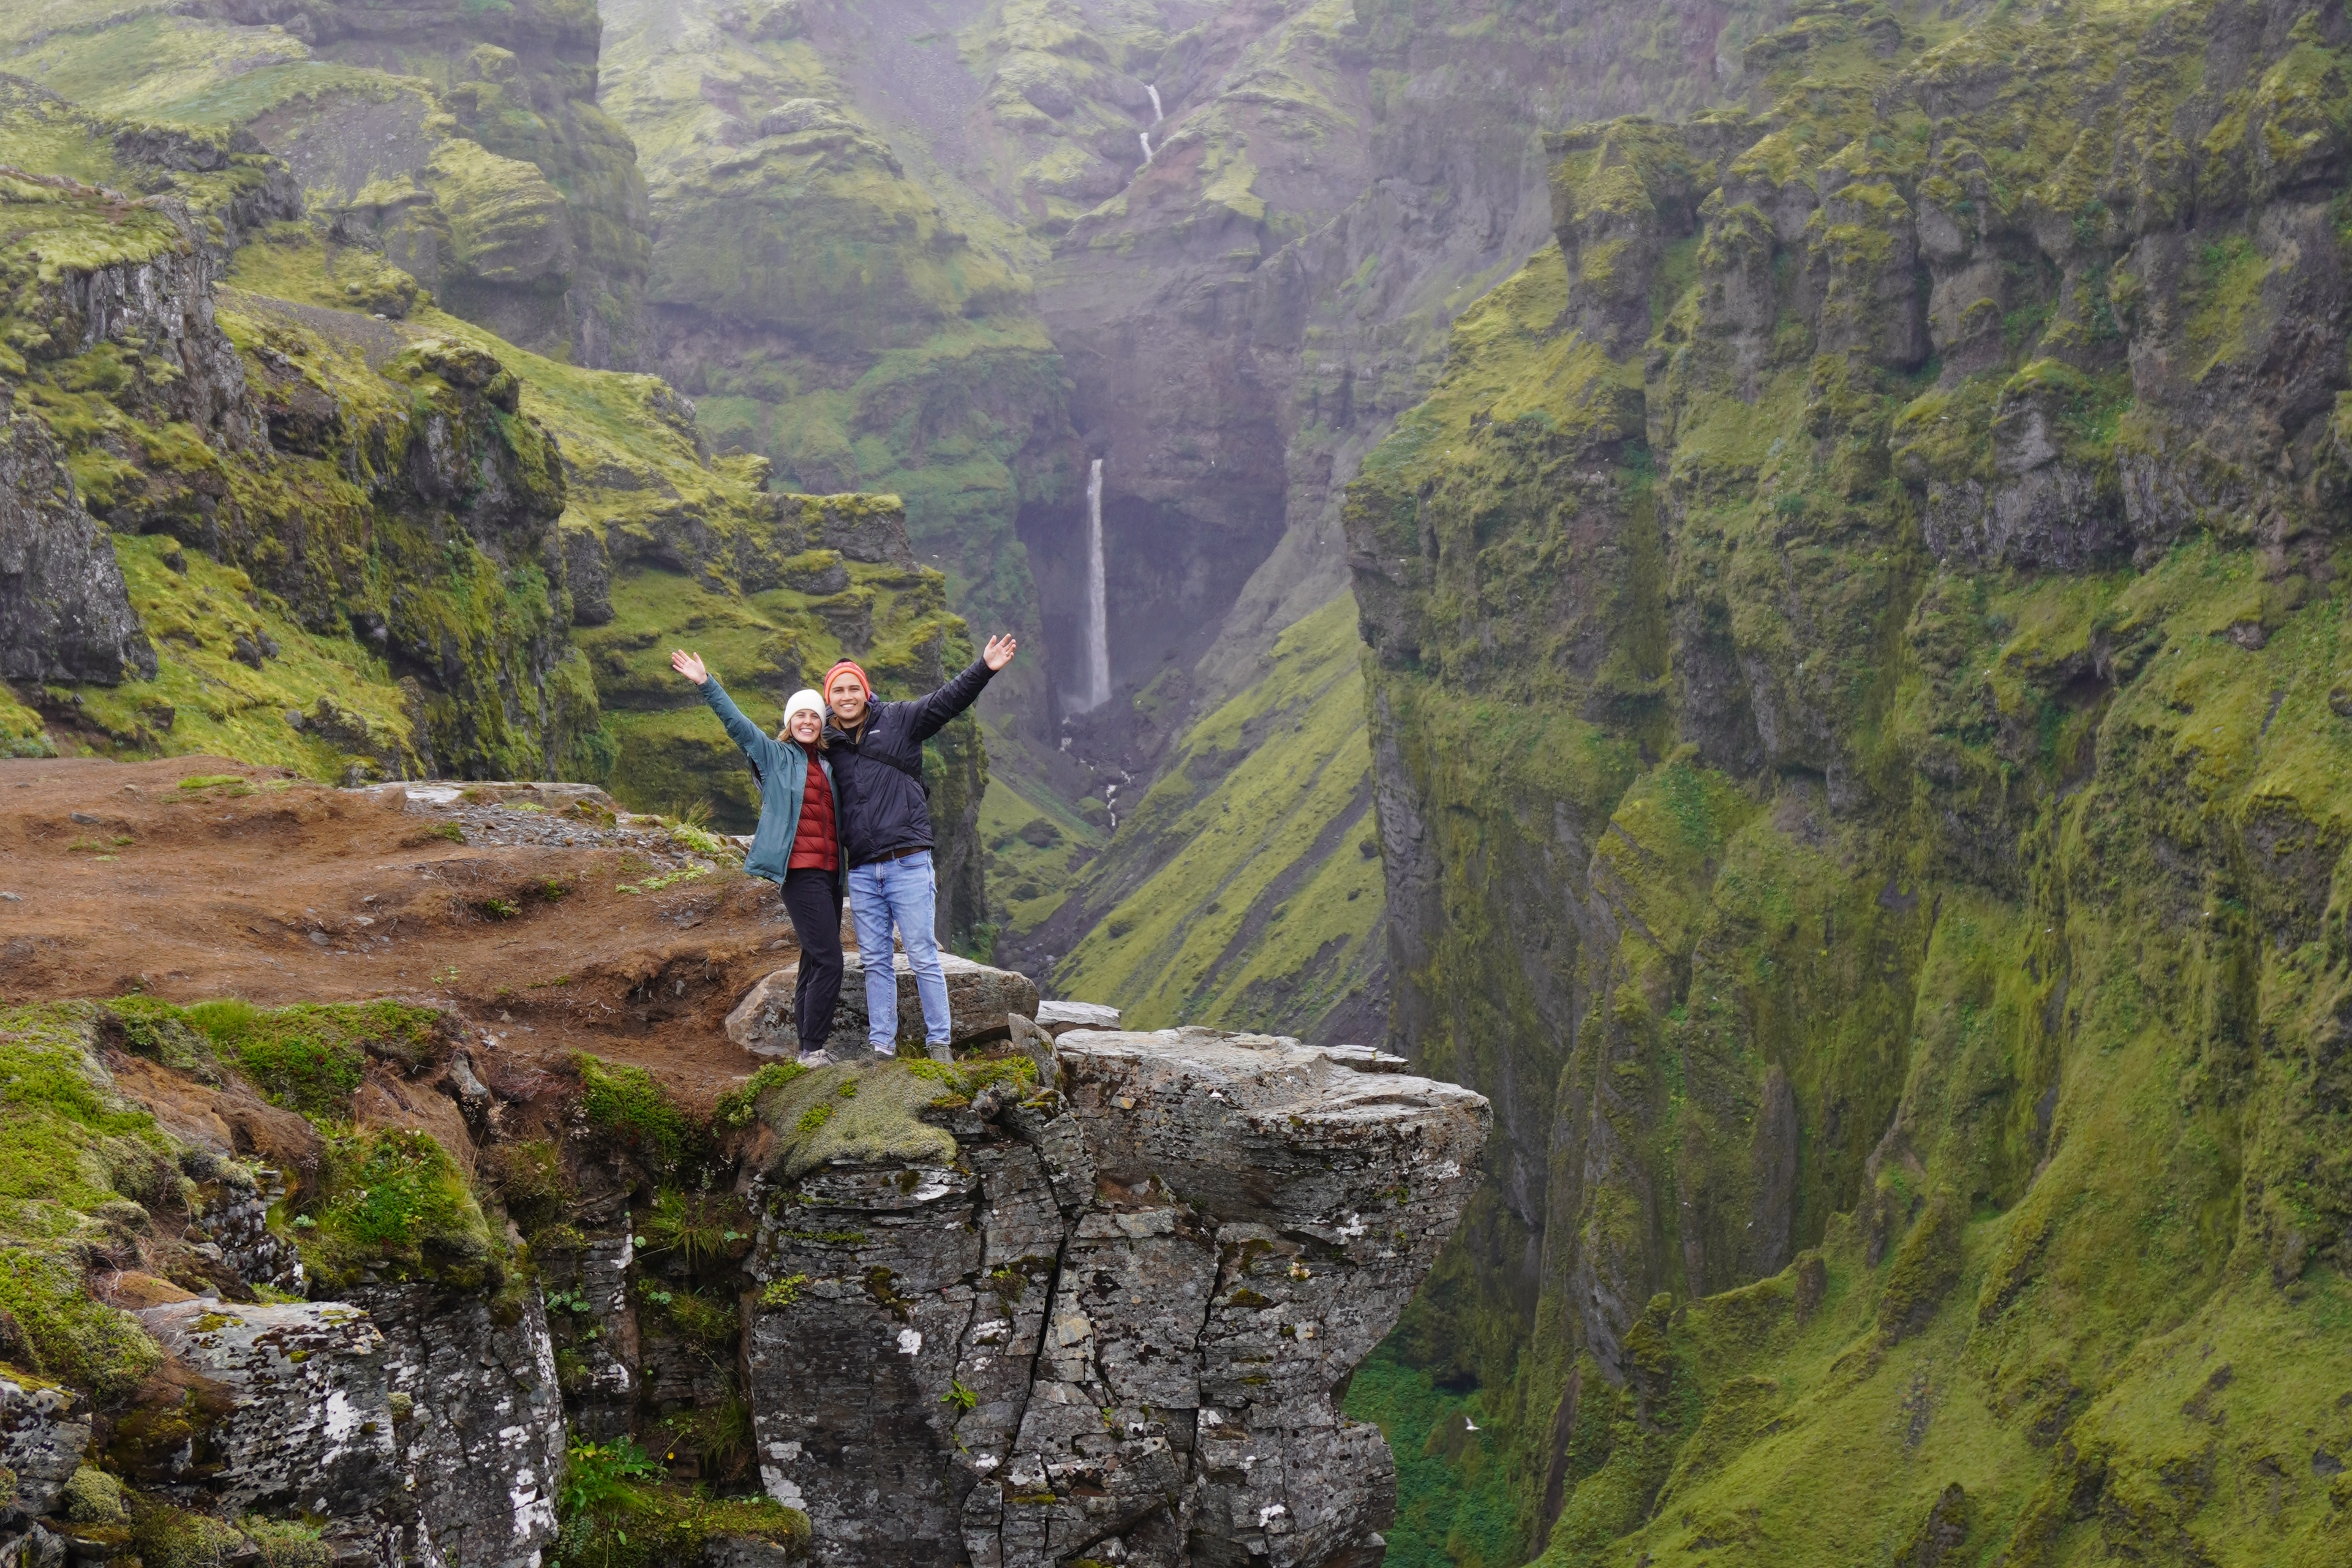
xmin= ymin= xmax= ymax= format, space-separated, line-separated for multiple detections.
xmin=846 ymin=852 xmax=951 ymax=1051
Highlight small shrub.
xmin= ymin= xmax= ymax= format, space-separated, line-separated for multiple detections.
xmin=641 ymin=1186 xmax=752 ymax=1267
xmin=577 ymin=1055 xmax=700 ymax=1170
xmin=560 ymin=1436 xmax=662 ymax=1523
xmin=795 ymin=1101 xmax=834 ymax=1135
xmin=128 ymin=1499 xmax=244 ymax=1568
xmin=480 ymin=898 xmax=520 ymax=921
xmin=296 ymin=1127 xmax=499 ymax=1291
xmin=759 ymin=1273 xmax=808 ymax=1310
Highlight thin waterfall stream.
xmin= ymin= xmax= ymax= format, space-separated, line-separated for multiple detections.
xmin=1083 ymin=457 xmax=1110 ymax=711
xmin=1146 ymin=83 xmax=1163 ymax=122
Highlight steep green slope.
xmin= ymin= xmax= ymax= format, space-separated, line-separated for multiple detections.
xmin=1042 ymin=595 xmax=1385 ymax=1039
xmin=1343 ymin=0 xmax=2352 ymax=1560
xmin=0 ymin=79 xmax=989 ymax=936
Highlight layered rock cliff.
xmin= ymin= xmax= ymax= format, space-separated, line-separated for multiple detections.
xmin=1344 ymin=0 xmax=2352 ymax=1559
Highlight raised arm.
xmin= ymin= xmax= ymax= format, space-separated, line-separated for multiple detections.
xmin=905 ymin=634 xmax=1016 ymax=742
xmin=672 ymin=650 xmax=778 ymax=765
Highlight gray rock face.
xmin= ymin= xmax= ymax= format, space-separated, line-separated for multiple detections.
xmin=727 ymin=952 xmax=1041 ymax=1056
xmin=0 ymin=407 xmax=156 ymax=685
xmin=0 ymin=1379 xmax=89 ymax=1519
xmin=364 ymin=1284 xmax=567 ymax=1568
xmin=135 ymin=1299 xmax=402 ymax=1528
xmin=741 ymin=1027 xmax=1488 ymax=1567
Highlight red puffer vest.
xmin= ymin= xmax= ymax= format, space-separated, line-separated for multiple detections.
xmin=787 ymin=746 xmax=839 ymax=871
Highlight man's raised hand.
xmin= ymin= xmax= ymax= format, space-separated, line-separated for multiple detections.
xmin=983 ymin=633 xmax=1019 ymax=671
xmin=670 ymin=649 xmax=708 ymax=685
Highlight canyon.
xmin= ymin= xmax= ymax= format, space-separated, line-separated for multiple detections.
xmin=4 ymin=0 xmax=2352 ymax=1564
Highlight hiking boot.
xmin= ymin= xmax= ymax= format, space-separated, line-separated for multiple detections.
xmin=797 ymin=1048 xmax=836 ymax=1067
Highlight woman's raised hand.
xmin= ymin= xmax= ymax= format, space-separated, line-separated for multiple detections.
xmin=670 ymin=649 xmax=708 ymax=685
xmin=983 ymin=633 xmax=1019 ymax=671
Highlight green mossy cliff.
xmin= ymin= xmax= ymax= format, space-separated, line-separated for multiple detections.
xmin=1343 ymin=0 xmax=2352 ymax=1561
xmin=3 ymin=0 xmax=651 ymax=368
xmin=0 ymin=77 xmax=989 ymax=938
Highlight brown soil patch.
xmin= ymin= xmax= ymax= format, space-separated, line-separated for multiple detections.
xmin=0 ymin=755 xmax=807 ymax=1102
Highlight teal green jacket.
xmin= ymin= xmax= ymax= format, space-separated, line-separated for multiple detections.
xmin=698 ymin=677 xmax=839 ymax=889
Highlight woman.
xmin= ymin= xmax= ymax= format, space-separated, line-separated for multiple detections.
xmin=669 ymin=649 xmax=844 ymax=1065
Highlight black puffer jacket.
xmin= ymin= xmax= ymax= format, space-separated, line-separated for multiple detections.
xmin=824 ymin=658 xmax=995 ymax=867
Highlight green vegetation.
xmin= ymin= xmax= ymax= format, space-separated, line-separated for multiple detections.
xmin=746 ymin=1060 xmax=979 ymax=1179
xmin=170 ymin=1000 xmax=442 ymax=1118
xmin=486 ymin=1138 xmax=570 ymax=1239
xmin=1047 ymin=597 xmax=1385 ymax=1036
xmin=715 ymin=1062 xmax=805 ymax=1128
xmin=1341 ymin=0 xmax=2352 ymax=1561
xmin=1344 ymin=1353 xmax=1519 ymax=1568
xmin=639 ymin=1185 xmax=752 ymax=1267
xmin=295 ymin=1126 xmax=501 ymax=1292
xmin=576 ymin=1055 xmax=699 ymax=1172
xmin=552 ymin=1434 xmax=807 ymax=1568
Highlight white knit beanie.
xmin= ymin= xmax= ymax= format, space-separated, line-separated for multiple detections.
xmin=782 ymin=688 xmax=826 ymax=725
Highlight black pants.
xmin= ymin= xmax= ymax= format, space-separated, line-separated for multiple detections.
xmin=780 ymin=869 xmax=845 ymax=1051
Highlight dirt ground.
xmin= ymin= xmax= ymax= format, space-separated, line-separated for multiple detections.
xmin=0 ymin=755 xmax=810 ymax=1104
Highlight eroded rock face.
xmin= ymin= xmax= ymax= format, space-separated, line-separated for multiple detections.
xmin=742 ymin=1027 xmax=1489 ymax=1567
xmin=364 ymin=1284 xmax=567 ymax=1568
xmin=0 ymin=1380 xmax=89 ymax=1520
xmin=0 ymin=408 xmax=156 ymax=685
xmin=135 ymin=1299 xmax=404 ymax=1540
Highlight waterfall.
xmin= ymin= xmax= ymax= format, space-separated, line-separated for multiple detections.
xmin=1082 ymin=458 xmax=1110 ymax=711
xmin=1146 ymin=84 xmax=1163 ymax=123
xmin=1139 ymin=131 xmax=1153 ymax=164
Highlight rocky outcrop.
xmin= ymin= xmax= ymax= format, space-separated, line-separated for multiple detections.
xmin=0 ymin=406 xmax=154 ymax=685
xmin=135 ymin=1299 xmax=406 ymax=1550
xmin=0 ymin=1380 xmax=89 ymax=1520
xmin=364 ymin=1284 xmax=566 ymax=1568
xmin=740 ymin=1027 xmax=1489 ymax=1567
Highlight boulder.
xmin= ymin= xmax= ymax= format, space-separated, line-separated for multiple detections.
xmin=741 ymin=1026 xmax=1490 ymax=1567
xmin=727 ymin=952 xmax=1039 ymax=1057
xmin=1034 ymin=1000 xmax=1120 ymax=1036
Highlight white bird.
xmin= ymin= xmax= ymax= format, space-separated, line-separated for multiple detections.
xmin=1463 ymin=1418 xmax=1480 ymax=1431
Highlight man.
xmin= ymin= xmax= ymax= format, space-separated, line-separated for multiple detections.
xmin=824 ymin=633 xmax=1017 ymax=1058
